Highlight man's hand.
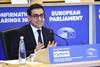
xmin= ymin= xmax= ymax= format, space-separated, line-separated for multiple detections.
xmin=34 ymin=42 xmax=44 ymax=52
xmin=34 ymin=41 xmax=56 ymax=52
xmin=47 ymin=41 xmax=56 ymax=47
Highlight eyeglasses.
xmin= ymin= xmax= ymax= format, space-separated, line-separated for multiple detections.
xmin=31 ymin=13 xmax=44 ymax=19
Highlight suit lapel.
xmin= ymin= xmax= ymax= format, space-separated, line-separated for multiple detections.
xmin=42 ymin=27 xmax=49 ymax=47
xmin=26 ymin=25 xmax=37 ymax=46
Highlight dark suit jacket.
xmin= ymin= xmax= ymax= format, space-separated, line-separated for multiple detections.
xmin=7 ymin=24 xmax=54 ymax=59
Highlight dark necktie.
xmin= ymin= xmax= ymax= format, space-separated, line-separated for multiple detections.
xmin=37 ymin=30 xmax=42 ymax=43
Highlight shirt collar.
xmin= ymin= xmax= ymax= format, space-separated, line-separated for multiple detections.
xmin=30 ymin=24 xmax=42 ymax=32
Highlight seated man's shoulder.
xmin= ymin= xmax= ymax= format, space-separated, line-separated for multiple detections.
xmin=17 ymin=24 xmax=31 ymax=33
xmin=43 ymin=27 xmax=53 ymax=33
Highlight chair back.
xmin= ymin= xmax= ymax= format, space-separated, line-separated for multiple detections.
xmin=1 ymin=28 xmax=18 ymax=60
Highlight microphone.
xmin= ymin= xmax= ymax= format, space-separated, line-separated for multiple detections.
xmin=46 ymin=23 xmax=68 ymax=46
xmin=54 ymin=33 xmax=68 ymax=46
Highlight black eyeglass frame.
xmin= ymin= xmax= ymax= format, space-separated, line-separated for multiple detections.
xmin=31 ymin=13 xmax=44 ymax=19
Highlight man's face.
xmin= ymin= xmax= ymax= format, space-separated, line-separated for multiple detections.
xmin=28 ymin=8 xmax=45 ymax=28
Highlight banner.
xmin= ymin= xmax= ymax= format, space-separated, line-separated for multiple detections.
xmin=95 ymin=5 xmax=100 ymax=43
xmin=0 ymin=7 xmax=28 ymax=31
xmin=44 ymin=5 xmax=89 ymax=46
xmin=48 ymin=44 xmax=100 ymax=64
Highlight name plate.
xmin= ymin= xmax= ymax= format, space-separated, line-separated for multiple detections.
xmin=48 ymin=44 xmax=100 ymax=64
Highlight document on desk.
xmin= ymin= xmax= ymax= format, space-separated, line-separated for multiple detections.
xmin=0 ymin=60 xmax=43 ymax=64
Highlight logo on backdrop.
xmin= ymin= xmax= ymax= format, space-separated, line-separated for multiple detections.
xmin=57 ymin=27 xmax=76 ymax=39
xmin=87 ymin=48 xmax=97 ymax=57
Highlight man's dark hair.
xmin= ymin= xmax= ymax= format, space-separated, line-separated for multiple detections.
xmin=27 ymin=3 xmax=44 ymax=16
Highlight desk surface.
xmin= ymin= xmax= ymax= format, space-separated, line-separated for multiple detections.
xmin=0 ymin=60 xmax=100 ymax=67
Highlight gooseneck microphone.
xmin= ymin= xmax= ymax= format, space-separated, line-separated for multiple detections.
xmin=54 ymin=33 xmax=68 ymax=46
xmin=46 ymin=22 xmax=68 ymax=46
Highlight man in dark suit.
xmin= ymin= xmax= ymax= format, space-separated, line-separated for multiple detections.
xmin=8 ymin=3 xmax=55 ymax=59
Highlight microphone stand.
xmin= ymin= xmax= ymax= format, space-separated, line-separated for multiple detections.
xmin=54 ymin=33 xmax=68 ymax=46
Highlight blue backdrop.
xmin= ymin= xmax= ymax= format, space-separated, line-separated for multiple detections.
xmin=0 ymin=5 xmax=89 ymax=59
xmin=44 ymin=5 xmax=89 ymax=46
xmin=95 ymin=5 xmax=100 ymax=44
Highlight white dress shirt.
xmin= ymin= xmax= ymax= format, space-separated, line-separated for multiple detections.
xmin=30 ymin=24 xmax=44 ymax=45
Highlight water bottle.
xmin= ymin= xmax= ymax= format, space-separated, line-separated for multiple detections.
xmin=19 ymin=36 xmax=26 ymax=64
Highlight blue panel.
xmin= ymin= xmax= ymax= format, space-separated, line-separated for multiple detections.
xmin=0 ymin=37 xmax=5 ymax=60
xmin=48 ymin=44 xmax=100 ymax=64
xmin=44 ymin=5 xmax=89 ymax=46
xmin=95 ymin=5 xmax=100 ymax=43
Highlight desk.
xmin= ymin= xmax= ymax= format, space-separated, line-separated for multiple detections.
xmin=0 ymin=60 xmax=100 ymax=67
